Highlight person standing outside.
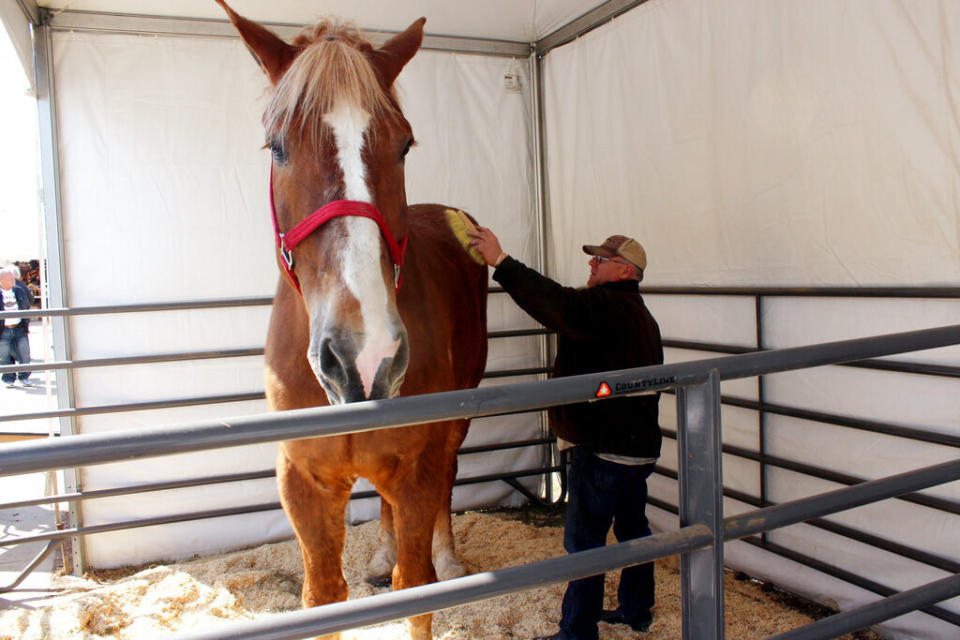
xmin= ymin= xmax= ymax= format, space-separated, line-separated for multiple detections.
xmin=469 ymin=227 xmax=664 ymax=640
xmin=0 ymin=266 xmax=33 ymax=388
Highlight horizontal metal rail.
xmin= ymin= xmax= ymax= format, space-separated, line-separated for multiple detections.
xmin=0 ymin=347 xmax=264 ymax=374
xmin=723 ymin=458 xmax=960 ymax=541
xmin=537 ymin=0 xmax=653 ymax=55
xmin=2 ymin=284 xmax=955 ymax=323
xmin=5 ymin=284 xmax=955 ymax=324
xmin=0 ymin=437 xmax=554 ymax=511
xmin=640 ymin=285 xmax=960 ymax=298
xmin=1 ymin=501 xmax=285 ymax=547
xmin=0 ymin=295 xmax=274 ymax=320
xmin=176 ymin=523 xmax=715 ymax=640
xmin=0 ymin=392 xmax=267 ymax=424
xmin=6 ymin=329 xmax=953 ymax=381
xmin=0 ymin=466 xmax=559 ymax=549
xmin=659 ymin=427 xmax=960 ymax=515
xmin=650 ymin=465 xmax=960 ymax=576
xmin=0 ymin=327 xmax=545 ymax=376
xmin=483 ymin=366 xmax=552 ymax=379
xmin=767 ymin=573 xmax=960 ymax=640
xmin=0 ymin=370 xmax=551 ymax=426
xmin=0 ymin=468 xmax=278 ymax=510
xmin=663 ymin=339 xmax=960 ymax=380
xmin=660 ymin=389 xmax=960 ymax=450
xmin=805 ymin=517 xmax=960 ymax=575
xmin=720 ymin=441 xmax=960 ymax=516
xmin=740 ymin=537 xmax=960 ymax=628
xmin=714 ymin=395 xmax=960 ymax=449
xmin=10 ymin=335 xmax=952 ymax=381
xmin=843 ymin=358 xmax=960 ymax=378
xmin=3 ymin=324 xmax=959 ymax=477
xmin=43 ymin=9 xmax=534 ymax=58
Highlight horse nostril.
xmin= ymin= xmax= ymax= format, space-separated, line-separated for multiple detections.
xmin=373 ymin=334 xmax=409 ymax=398
xmin=316 ymin=336 xmax=352 ymax=395
xmin=392 ymin=338 xmax=410 ymax=380
xmin=314 ymin=333 xmax=366 ymax=403
xmin=319 ymin=336 xmax=342 ymax=374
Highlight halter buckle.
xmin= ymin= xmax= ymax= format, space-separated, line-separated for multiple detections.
xmin=394 ymin=264 xmax=402 ymax=289
xmin=279 ymin=234 xmax=294 ymax=270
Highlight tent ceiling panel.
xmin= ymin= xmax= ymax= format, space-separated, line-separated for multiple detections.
xmin=37 ymin=0 xmax=612 ymax=43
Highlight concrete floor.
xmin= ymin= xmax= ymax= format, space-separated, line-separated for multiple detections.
xmin=0 ymin=322 xmax=67 ymax=611
xmin=0 ymin=472 xmax=65 ymax=610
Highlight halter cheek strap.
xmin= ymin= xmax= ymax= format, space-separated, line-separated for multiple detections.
xmin=269 ymin=165 xmax=408 ymax=294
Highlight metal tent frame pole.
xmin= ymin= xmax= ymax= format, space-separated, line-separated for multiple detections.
xmin=33 ymin=11 xmax=86 ymax=575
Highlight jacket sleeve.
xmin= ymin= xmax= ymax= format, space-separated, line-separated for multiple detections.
xmin=492 ymin=256 xmax=604 ymax=340
xmin=18 ymin=283 xmax=34 ymax=307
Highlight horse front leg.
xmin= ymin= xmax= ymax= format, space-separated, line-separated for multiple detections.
xmin=277 ymin=449 xmax=353 ymax=640
xmin=369 ymin=419 xmax=469 ymax=586
xmin=381 ymin=471 xmax=445 ymax=640
xmin=366 ymin=498 xmax=397 ymax=587
xmin=432 ymin=419 xmax=469 ymax=581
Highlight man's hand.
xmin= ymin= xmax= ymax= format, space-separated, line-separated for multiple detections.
xmin=468 ymin=226 xmax=507 ymax=268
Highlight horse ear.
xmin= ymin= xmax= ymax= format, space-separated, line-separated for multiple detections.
xmin=215 ymin=0 xmax=298 ymax=85
xmin=371 ymin=17 xmax=426 ymax=88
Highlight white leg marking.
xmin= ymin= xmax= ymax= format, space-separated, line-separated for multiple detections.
xmin=433 ymin=546 xmax=466 ymax=581
xmin=369 ymin=534 xmax=398 ymax=579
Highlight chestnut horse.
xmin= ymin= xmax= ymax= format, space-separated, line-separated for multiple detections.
xmin=216 ymin=3 xmax=488 ymax=638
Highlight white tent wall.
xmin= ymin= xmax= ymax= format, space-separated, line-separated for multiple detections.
xmin=543 ymin=0 xmax=960 ymax=289
xmin=541 ymin=1 xmax=959 ymax=638
xmin=0 ymin=0 xmax=35 ymax=93
xmin=51 ymin=28 xmax=541 ymax=568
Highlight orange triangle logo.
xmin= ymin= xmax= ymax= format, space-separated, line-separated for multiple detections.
xmin=596 ymin=382 xmax=612 ymax=398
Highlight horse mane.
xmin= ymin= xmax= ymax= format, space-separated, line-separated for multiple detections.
xmin=264 ymin=20 xmax=401 ymax=147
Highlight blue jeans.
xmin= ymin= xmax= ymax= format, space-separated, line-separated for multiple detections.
xmin=0 ymin=325 xmax=30 ymax=384
xmin=559 ymin=447 xmax=656 ymax=640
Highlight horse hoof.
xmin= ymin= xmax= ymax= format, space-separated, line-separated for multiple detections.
xmin=366 ymin=574 xmax=392 ymax=588
xmin=434 ymin=552 xmax=466 ymax=581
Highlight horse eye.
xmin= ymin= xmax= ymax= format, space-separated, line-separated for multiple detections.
xmin=268 ymin=139 xmax=288 ymax=163
xmin=400 ymin=138 xmax=414 ymax=160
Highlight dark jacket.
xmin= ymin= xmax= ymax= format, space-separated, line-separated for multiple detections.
xmin=1 ymin=283 xmax=32 ymax=332
xmin=493 ymin=256 xmax=663 ymax=458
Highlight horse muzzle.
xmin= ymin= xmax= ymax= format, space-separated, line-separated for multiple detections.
xmin=309 ymin=325 xmax=409 ymax=404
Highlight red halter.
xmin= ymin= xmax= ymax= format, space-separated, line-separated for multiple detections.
xmin=269 ymin=165 xmax=408 ymax=294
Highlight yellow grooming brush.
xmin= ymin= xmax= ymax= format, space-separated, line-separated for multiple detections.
xmin=445 ymin=208 xmax=486 ymax=265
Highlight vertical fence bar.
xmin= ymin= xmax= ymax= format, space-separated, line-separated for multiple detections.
xmin=530 ymin=50 xmax=556 ymax=503
xmin=756 ymin=294 xmax=769 ymax=543
xmin=677 ymin=369 xmax=725 ymax=640
xmin=34 ymin=16 xmax=85 ymax=575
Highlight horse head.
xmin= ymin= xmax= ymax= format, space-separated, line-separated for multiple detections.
xmin=217 ymin=1 xmax=424 ymax=404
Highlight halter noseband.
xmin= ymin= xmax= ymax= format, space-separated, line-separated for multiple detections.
xmin=269 ymin=165 xmax=408 ymax=294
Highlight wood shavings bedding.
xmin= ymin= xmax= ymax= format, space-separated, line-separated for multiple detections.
xmin=0 ymin=512 xmax=881 ymax=639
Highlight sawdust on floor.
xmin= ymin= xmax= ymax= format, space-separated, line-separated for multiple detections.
xmin=0 ymin=511 xmax=883 ymax=639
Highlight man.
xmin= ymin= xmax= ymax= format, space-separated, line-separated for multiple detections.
xmin=469 ymin=228 xmax=663 ymax=640
xmin=0 ymin=266 xmax=33 ymax=388
xmin=3 ymin=263 xmax=35 ymax=386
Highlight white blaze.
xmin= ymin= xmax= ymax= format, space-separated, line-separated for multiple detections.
xmin=322 ymin=101 xmax=400 ymax=398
